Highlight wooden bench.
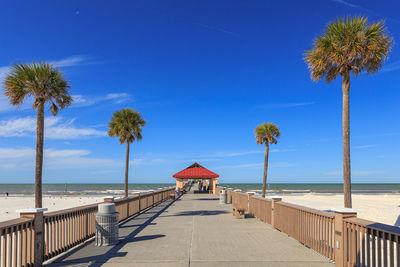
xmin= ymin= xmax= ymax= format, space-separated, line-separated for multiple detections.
xmin=232 ymin=207 xmax=245 ymax=219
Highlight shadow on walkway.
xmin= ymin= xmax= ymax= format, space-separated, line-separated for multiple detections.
xmin=47 ymin=198 xmax=178 ymax=266
xmin=162 ymin=210 xmax=229 ymax=217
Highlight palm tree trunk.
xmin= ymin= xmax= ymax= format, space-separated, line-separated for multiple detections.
xmin=124 ymin=142 xmax=130 ymax=198
xmin=35 ymin=102 xmax=45 ymax=208
xmin=342 ymin=71 xmax=352 ymax=208
xmin=261 ymin=142 xmax=269 ymax=198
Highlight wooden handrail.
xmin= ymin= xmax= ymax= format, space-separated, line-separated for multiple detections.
xmin=0 ymin=187 xmax=176 ymax=266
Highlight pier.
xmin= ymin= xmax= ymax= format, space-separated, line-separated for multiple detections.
xmin=46 ymin=191 xmax=332 ymax=266
xmin=2 ymin=186 xmax=400 ymax=266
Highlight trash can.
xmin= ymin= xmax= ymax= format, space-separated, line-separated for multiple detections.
xmin=95 ymin=203 xmax=119 ymax=246
xmin=219 ymin=188 xmax=227 ymax=204
xmin=175 ymin=187 xmax=180 ymax=198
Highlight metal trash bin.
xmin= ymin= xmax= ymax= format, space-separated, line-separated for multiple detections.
xmin=219 ymin=188 xmax=227 ymax=204
xmin=175 ymin=187 xmax=180 ymax=198
xmin=95 ymin=203 xmax=119 ymax=246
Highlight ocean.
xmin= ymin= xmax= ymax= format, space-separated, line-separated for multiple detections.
xmin=1 ymin=183 xmax=400 ymax=196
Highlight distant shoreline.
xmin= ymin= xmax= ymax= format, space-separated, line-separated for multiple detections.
xmin=1 ymin=183 xmax=400 ymax=195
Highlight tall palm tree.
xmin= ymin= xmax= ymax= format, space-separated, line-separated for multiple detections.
xmin=4 ymin=62 xmax=72 ymax=208
xmin=108 ymin=108 xmax=146 ymax=198
xmin=304 ymin=16 xmax=392 ymax=208
xmin=255 ymin=122 xmax=280 ymax=198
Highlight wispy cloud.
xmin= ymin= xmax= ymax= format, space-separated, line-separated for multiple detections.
xmin=49 ymin=55 xmax=86 ymax=68
xmin=0 ymin=116 xmax=105 ymax=139
xmin=324 ymin=170 xmax=384 ymax=176
xmin=0 ymin=147 xmax=116 ymax=169
xmin=382 ymin=60 xmax=400 ymax=73
xmin=331 ymin=0 xmax=364 ymax=9
xmin=354 ymin=144 xmax=376 ymax=149
xmin=72 ymin=93 xmax=131 ymax=107
xmin=255 ymin=102 xmax=315 ymax=109
xmin=216 ymin=162 xmax=294 ymax=169
xmin=212 ymin=149 xmax=295 ymax=157
xmin=195 ymin=23 xmax=239 ymax=37
xmin=330 ymin=0 xmax=400 ymax=23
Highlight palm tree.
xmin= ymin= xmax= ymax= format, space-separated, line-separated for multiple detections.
xmin=255 ymin=122 xmax=280 ymax=198
xmin=108 ymin=108 xmax=146 ymax=198
xmin=4 ymin=62 xmax=72 ymax=208
xmin=304 ymin=16 xmax=392 ymax=208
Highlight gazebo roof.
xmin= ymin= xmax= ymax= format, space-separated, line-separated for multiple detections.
xmin=173 ymin=162 xmax=219 ymax=179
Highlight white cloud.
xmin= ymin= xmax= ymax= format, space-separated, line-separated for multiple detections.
xmin=354 ymin=145 xmax=376 ymax=149
xmin=382 ymin=60 xmax=400 ymax=73
xmin=71 ymin=93 xmax=131 ymax=107
xmin=49 ymin=56 xmax=85 ymax=68
xmin=0 ymin=147 xmax=117 ymax=170
xmin=0 ymin=116 xmax=105 ymax=139
xmin=256 ymin=102 xmax=315 ymax=109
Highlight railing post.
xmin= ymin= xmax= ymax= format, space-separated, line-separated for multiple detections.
xmin=332 ymin=208 xmax=357 ymax=267
xmin=18 ymin=208 xmax=47 ymax=267
xmin=232 ymin=189 xmax=241 ymax=216
xmin=227 ymin=188 xmax=232 ymax=204
xmin=148 ymin=190 xmax=155 ymax=206
xmin=271 ymin=197 xmax=282 ymax=229
xmin=104 ymin=196 xmax=115 ymax=203
xmin=247 ymin=192 xmax=255 ymax=214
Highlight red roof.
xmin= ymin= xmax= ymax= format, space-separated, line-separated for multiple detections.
xmin=173 ymin=162 xmax=219 ymax=179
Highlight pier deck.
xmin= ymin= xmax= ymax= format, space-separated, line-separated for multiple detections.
xmin=47 ymin=192 xmax=333 ymax=267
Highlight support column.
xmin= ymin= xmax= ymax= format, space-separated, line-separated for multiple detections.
xmin=332 ymin=208 xmax=357 ymax=267
xmin=18 ymin=208 xmax=47 ymax=267
xmin=271 ymin=197 xmax=282 ymax=229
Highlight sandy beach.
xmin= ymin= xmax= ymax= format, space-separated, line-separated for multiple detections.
xmin=1 ymin=193 xmax=399 ymax=226
xmin=281 ymin=193 xmax=400 ymax=226
xmin=0 ymin=196 xmax=105 ymax=221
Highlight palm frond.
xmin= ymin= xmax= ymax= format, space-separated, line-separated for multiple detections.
xmin=4 ymin=62 xmax=72 ymax=113
xmin=304 ymin=16 xmax=393 ymax=82
xmin=107 ymin=108 xmax=146 ymax=144
xmin=254 ymin=122 xmax=280 ymax=145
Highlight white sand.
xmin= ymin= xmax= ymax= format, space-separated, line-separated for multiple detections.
xmin=0 ymin=196 xmax=105 ymax=222
xmin=281 ymin=193 xmax=400 ymax=226
xmin=1 ymin=194 xmax=400 ymax=227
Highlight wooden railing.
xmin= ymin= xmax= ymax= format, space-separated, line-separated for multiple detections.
xmin=343 ymin=217 xmax=400 ymax=266
xmin=0 ymin=218 xmax=35 ymax=267
xmin=223 ymin=188 xmax=400 ymax=267
xmin=249 ymin=196 xmax=272 ymax=224
xmin=0 ymin=187 xmax=175 ymax=267
xmin=274 ymin=201 xmax=335 ymax=260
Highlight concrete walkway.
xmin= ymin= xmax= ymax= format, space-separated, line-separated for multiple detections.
xmin=47 ymin=193 xmax=333 ymax=267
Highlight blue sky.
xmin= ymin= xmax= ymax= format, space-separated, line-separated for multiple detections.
xmin=0 ymin=0 xmax=400 ymax=184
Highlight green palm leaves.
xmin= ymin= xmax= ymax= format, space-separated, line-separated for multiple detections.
xmin=107 ymin=108 xmax=146 ymax=144
xmin=4 ymin=62 xmax=72 ymax=115
xmin=304 ymin=16 xmax=392 ymax=82
xmin=255 ymin=122 xmax=280 ymax=145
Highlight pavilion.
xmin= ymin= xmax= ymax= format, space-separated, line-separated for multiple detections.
xmin=173 ymin=162 xmax=219 ymax=193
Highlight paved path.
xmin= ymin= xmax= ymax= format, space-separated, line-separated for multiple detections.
xmin=47 ymin=192 xmax=333 ymax=267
